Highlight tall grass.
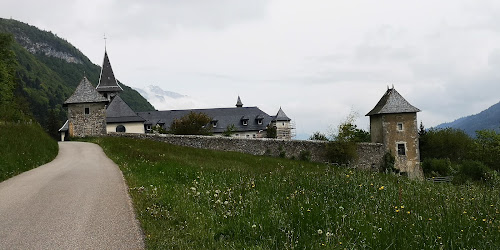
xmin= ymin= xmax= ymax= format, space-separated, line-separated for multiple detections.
xmin=93 ymin=137 xmax=500 ymax=249
xmin=0 ymin=123 xmax=58 ymax=182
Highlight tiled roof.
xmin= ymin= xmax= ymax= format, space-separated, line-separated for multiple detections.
xmin=96 ymin=51 xmax=123 ymax=93
xmin=273 ymin=107 xmax=291 ymax=121
xmin=366 ymin=88 xmax=421 ymax=116
xmin=106 ymin=95 xmax=145 ymax=123
xmin=137 ymin=107 xmax=273 ymax=133
xmin=64 ymin=77 xmax=108 ymax=105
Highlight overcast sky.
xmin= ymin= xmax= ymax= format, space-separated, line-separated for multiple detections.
xmin=2 ymin=0 xmax=500 ymax=139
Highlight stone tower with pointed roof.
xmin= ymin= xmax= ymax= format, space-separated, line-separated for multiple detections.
xmin=271 ymin=107 xmax=292 ymax=140
xmin=366 ymin=87 xmax=423 ymax=178
xmin=63 ymin=77 xmax=108 ymax=137
xmin=96 ymin=50 xmax=123 ymax=101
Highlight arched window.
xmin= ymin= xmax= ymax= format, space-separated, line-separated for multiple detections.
xmin=116 ymin=125 xmax=126 ymax=133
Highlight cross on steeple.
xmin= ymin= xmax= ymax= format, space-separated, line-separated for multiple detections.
xmin=104 ymin=33 xmax=107 ymax=50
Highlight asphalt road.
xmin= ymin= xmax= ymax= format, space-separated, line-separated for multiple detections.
xmin=0 ymin=142 xmax=144 ymax=249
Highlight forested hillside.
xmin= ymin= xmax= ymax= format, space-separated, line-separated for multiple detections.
xmin=436 ymin=101 xmax=500 ymax=137
xmin=0 ymin=18 xmax=154 ymax=136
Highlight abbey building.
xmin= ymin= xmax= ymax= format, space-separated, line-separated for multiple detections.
xmin=59 ymin=50 xmax=293 ymax=140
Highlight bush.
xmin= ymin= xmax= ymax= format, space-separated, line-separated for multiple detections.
xmin=169 ymin=112 xmax=212 ymax=135
xmin=309 ymin=132 xmax=329 ymax=141
xmin=222 ymin=124 xmax=235 ymax=137
xmin=380 ymin=151 xmax=396 ymax=173
xmin=455 ymin=160 xmax=490 ymax=182
xmin=326 ymin=141 xmax=357 ymax=165
xmin=266 ymin=125 xmax=277 ymax=138
xmin=422 ymin=158 xmax=453 ymax=177
xmin=298 ymin=150 xmax=311 ymax=162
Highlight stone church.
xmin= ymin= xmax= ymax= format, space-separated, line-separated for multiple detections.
xmin=59 ymin=50 xmax=293 ymax=140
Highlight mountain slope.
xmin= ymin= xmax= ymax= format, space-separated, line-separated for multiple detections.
xmin=0 ymin=18 xmax=154 ymax=129
xmin=436 ymin=101 xmax=500 ymax=136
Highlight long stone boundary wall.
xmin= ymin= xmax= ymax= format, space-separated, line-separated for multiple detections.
xmin=106 ymin=133 xmax=385 ymax=170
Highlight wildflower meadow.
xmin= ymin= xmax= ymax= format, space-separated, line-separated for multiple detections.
xmin=92 ymin=137 xmax=499 ymax=249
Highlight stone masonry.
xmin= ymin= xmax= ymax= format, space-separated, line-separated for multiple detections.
xmin=68 ymin=103 xmax=107 ymax=137
xmin=107 ymin=133 xmax=386 ymax=170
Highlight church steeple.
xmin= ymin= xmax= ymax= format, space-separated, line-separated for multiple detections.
xmin=96 ymin=49 xmax=123 ymax=100
xmin=236 ymin=96 xmax=243 ymax=107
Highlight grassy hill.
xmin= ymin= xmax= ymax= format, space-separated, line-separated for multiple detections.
xmin=0 ymin=123 xmax=58 ymax=182
xmin=0 ymin=18 xmax=154 ymax=133
xmin=90 ymin=136 xmax=500 ymax=249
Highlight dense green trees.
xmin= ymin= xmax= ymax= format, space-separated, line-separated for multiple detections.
xmin=0 ymin=33 xmax=28 ymax=122
xmin=420 ymin=126 xmax=500 ymax=184
xmin=0 ymin=18 xmax=155 ymax=136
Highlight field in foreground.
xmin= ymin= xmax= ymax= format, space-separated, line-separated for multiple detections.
xmin=0 ymin=123 xmax=58 ymax=182
xmin=91 ymin=137 xmax=499 ymax=249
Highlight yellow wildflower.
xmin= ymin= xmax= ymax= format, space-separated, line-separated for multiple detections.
xmin=379 ymin=186 xmax=385 ymax=190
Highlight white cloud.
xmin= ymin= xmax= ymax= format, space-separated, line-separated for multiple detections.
xmin=2 ymin=0 xmax=500 ymax=138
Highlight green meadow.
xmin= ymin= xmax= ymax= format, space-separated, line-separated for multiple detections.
xmin=0 ymin=123 xmax=58 ymax=182
xmin=91 ymin=136 xmax=499 ymax=249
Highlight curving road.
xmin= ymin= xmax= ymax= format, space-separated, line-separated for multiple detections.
xmin=0 ymin=142 xmax=144 ymax=249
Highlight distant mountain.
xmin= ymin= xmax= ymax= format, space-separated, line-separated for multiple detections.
xmin=435 ymin=101 xmax=500 ymax=137
xmin=134 ymin=85 xmax=206 ymax=111
xmin=0 ymin=18 xmax=154 ymax=129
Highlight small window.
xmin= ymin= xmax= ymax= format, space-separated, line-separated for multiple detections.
xmin=212 ymin=121 xmax=218 ymax=128
xmin=242 ymin=120 xmax=248 ymax=126
xmin=246 ymin=134 xmax=250 ymax=138
xmin=397 ymin=143 xmax=406 ymax=156
xmin=146 ymin=125 xmax=152 ymax=132
xmin=84 ymin=107 xmax=90 ymax=115
xmin=257 ymin=119 xmax=263 ymax=125
xmin=397 ymin=123 xmax=404 ymax=131
xmin=116 ymin=125 xmax=126 ymax=133
xmin=252 ymin=134 xmax=256 ymax=138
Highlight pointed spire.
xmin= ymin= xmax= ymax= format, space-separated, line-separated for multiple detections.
xmin=96 ymin=50 xmax=123 ymax=93
xmin=273 ymin=107 xmax=291 ymax=121
xmin=236 ymin=95 xmax=243 ymax=107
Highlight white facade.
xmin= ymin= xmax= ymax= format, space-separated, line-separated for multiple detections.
xmin=107 ymin=122 xmax=145 ymax=134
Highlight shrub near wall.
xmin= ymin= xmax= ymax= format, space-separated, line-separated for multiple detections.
xmin=107 ymin=133 xmax=385 ymax=170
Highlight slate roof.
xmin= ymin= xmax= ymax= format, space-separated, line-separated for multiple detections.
xmin=272 ymin=107 xmax=291 ymax=121
xmin=137 ymin=107 xmax=273 ymax=133
xmin=63 ymin=77 xmax=108 ymax=105
xmin=96 ymin=51 xmax=123 ymax=93
xmin=366 ymin=88 xmax=421 ymax=116
xmin=106 ymin=95 xmax=145 ymax=123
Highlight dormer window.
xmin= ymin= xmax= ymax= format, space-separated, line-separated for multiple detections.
xmin=255 ymin=115 xmax=264 ymax=125
xmin=242 ymin=120 xmax=248 ymax=126
xmin=211 ymin=120 xmax=218 ymax=128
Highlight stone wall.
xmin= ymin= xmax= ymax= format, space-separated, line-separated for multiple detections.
xmin=68 ymin=103 xmax=106 ymax=137
xmin=107 ymin=133 xmax=385 ymax=169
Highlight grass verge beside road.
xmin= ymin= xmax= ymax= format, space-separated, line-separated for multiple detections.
xmin=90 ymin=136 xmax=500 ymax=249
xmin=0 ymin=123 xmax=58 ymax=182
